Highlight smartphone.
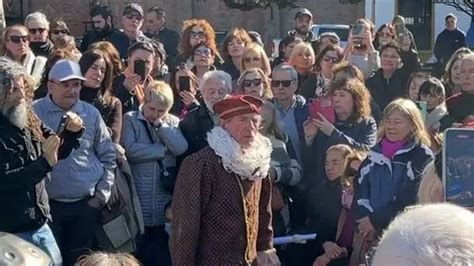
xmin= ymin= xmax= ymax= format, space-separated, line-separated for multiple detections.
xmin=309 ymin=97 xmax=335 ymax=124
xmin=56 ymin=115 xmax=69 ymax=137
xmin=443 ymin=128 xmax=474 ymax=208
xmin=134 ymin=59 xmax=146 ymax=81
xmin=351 ymin=23 xmax=364 ymax=47
xmin=415 ymin=101 xmax=427 ymax=121
xmin=178 ymin=76 xmax=192 ymax=92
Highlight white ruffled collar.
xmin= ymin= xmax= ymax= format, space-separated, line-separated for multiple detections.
xmin=207 ymin=126 xmax=272 ymax=181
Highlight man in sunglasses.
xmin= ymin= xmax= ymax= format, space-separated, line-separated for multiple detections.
xmin=80 ymin=4 xmax=115 ymax=52
xmin=107 ymin=3 xmax=150 ymax=60
xmin=24 ymin=11 xmax=53 ymax=57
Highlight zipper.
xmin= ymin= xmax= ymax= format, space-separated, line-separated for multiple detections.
xmin=152 ymin=161 xmax=157 ymax=224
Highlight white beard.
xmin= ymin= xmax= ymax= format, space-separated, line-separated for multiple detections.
xmin=207 ymin=126 xmax=272 ymax=181
xmin=2 ymin=101 xmax=28 ymax=129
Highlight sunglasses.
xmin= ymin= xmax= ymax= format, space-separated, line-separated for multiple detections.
xmin=194 ymin=49 xmax=211 ymax=57
xmin=243 ymin=79 xmax=262 ymax=87
xmin=244 ymin=57 xmax=261 ymax=63
xmin=271 ymin=80 xmax=293 ymax=88
xmin=8 ymin=35 xmax=29 ymax=44
xmin=125 ymin=14 xmax=143 ymax=21
xmin=52 ymin=29 xmax=69 ymax=35
xmin=190 ymin=31 xmax=206 ymax=39
xmin=28 ymin=28 xmax=46 ymax=34
xmin=323 ymin=56 xmax=339 ymax=64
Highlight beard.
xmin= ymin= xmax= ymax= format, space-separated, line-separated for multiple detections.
xmin=2 ymin=101 xmax=28 ymax=129
xmin=295 ymin=26 xmax=309 ymax=35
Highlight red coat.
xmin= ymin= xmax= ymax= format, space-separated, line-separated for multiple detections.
xmin=170 ymin=146 xmax=274 ymax=265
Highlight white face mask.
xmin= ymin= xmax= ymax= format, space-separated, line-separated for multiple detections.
xmin=164 ymin=222 xmax=172 ymax=236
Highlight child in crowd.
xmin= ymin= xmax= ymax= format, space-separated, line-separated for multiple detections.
xmin=406 ymin=72 xmax=429 ymax=102
xmin=419 ymin=77 xmax=448 ymax=133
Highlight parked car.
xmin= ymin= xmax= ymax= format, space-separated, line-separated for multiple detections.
xmin=271 ymin=24 xmax=350 ymax=59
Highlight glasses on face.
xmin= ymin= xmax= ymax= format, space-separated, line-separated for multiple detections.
xmin=243 ymin=79 xmax=262 ymax=88
xmin=244 ymin=57 xmax=261 ymax=63
xmin=271 ymin=80 xmax=293 ymax=88
xmin=28 ymin=28 xmax=46 ymax=34
xmin=51 ymin=29 xmax=69 ymax=35
xmin=323 ymin=55 xmax=339 ymax=64
xmin=8 ymin=35 xmax=29 ymax=44
xmin=194 ymin=49 xmax=211 ymax=57
xmin=125 ymin=14 xmax=143 ymax=21
xmin=190 ymin=31 xmax=206 ymax=39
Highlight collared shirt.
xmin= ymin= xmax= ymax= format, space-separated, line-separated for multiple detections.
xmin=274 ymin=96 xmax=303 ymax=164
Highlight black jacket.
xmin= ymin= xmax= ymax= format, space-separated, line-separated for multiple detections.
xmin=434 ymin=28 xmax=466 ymax=65
xmin=0 ymin=114 xmax=80 ymax=233
xmin=106 ymin=30 xmax=149 ymax=60
xmin=146 ymin=27 xmax=180 ymax=66
xmin=365 ymin=50 xmax=419 ymax=110
xmin=178 ymin=101 xmax=214 ymax=165
xmin=113 ymin=74 xmax=141 ymax=115
xmin=80 ymin=28 xmax=115 ymax=52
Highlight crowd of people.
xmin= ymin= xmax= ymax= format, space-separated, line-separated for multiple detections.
xmin=0 ymin=2 xmax=473 ymax=266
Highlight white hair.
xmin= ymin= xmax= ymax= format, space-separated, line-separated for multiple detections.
xmin=200 ymin=70 xmax=233 ymax=94
xmin=373 ymin=203 xmax=474 ymax=266
xmin=272 ymin=63 xmax=298 ymax=81
xmin=25 ymin=12 xmax=50 ymax=29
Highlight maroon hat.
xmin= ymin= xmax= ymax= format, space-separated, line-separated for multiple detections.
xmin=213 ymin=95 xmax=264 ymax=120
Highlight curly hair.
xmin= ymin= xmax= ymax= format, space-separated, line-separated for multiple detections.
xmin=221 ymin=28 xmax=252 ymax=61
xmin=75 ymin=252 xmax=141 ymax=266
xmin=180 ymin=19 xmax=218 ymax=59
xmin=328 ymin=77 xmax=372 ymax=120
xmin=313 ymin=43 xmax=343 ymax=72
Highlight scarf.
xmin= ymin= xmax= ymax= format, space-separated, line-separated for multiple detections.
xmin=207 ymin=126 xmax=272 ymax=180
xmin=380 ymin=137 xmax=406 ymax=159
xmin=30 ymin=40 xmax=53 ymax=57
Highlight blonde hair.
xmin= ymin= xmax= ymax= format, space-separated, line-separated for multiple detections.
xmin=377 ymin=98 xmax=431 ymax=147
xmin=242 ymin=43 xmax=271 ymax=76
xmin=1 ymin=25 xmax=29 ymax=58
xmin=236 ymin=68 xmax=272 ymax=99
xmin=288 ymin=42 xmax=315 ymax=68
xmin=144 ymin=80 xmax=174 ymax=111
xmin=417 ymin=161 xmax=442 ymax=204
xmin=75 ymin=252 xmax=141 ymax=266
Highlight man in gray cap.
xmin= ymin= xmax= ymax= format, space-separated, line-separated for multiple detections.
xmin=107 ymin=3 xmax=150 ymax=60
xmin=289 ymin=8 xmax=316 ymax=43
xmin=33 ymin=59 xmax=116 ymax=265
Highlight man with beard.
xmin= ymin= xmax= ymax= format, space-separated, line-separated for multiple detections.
xmin=0 ymin=57 xmax=83 ymax=266
xmin=80 ymin=4 xmax=115 ymax=52
xmin=178 ymin=70 xmax=231 ymax=161
xmin=107 ymin=3 xmax=150 ymax=60
xmin=171 ymin=95 xmax=280 ymax=265
xmin=24 ymin=12 xmax=53 ymax=57
xmin=286 ymin=8 xmax=317 ymax=44
xmin=33 ymin=59 xmax=116 ymax=265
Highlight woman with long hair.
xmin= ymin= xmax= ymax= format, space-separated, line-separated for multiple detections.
xmin=220 ymin=28 xmax=253 ymax=80
xmin=236 ymin=68 xmax=272 ymax=100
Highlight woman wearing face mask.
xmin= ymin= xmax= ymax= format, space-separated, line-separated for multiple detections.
xmin=366 ymin=40 xmax=420 ymax=112
xmin=173 ymin=19 xmax=223 ymax=69
xmin=1 ymin=25 xmax=47 ymax=83
xmin=121 ymin=81 xmax=188 ymax=266
xmin=353 ymin=98 xmax=433 ymax=247
xmin=442 ymin=47 xmax=471 ymax=97
xmin=303 ymin=78 xmax=377 ymax=204
xmin=300 ymin=44 xmax=343 ymax=100
xmin=288 ymin=42 xmax=315 ymax=92
xmin=220 ymin=28 xmax=253 ymax=80
xmin=79 ymin=50 xmax=122 ymax=143
xmin=237 ymin=68 xmax=272 ymax=100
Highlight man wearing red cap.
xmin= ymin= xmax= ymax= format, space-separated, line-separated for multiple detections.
xmin=170 ymin=95 xmax=280 ymax=265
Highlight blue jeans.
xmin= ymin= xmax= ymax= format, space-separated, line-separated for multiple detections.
xmin=16 ymin=223 xmax=63 ymax=266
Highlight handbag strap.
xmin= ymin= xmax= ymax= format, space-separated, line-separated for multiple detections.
xmin=140 ymin=119 xmax=166 ymax=169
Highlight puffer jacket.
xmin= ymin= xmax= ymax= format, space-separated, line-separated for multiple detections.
xmin=121 ymin=110 xmax=188 ymax=226
xmin=353 ymin=140 xmax=433 ymax=230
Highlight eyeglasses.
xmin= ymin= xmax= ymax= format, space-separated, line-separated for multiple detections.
xmin=243 ymin=79 xmax=262 ymax=87
xmin=271 ymin=80 xmax=293 ymax=88
xmin=51 ymin=29 xmax=69 ymax=35
xmin=28 ymin=28 xmax=46 ymax=34
xmin=323 ymin=56 xmax=339 ymax=64
xmin=8 ymin=35 xmax=29 ymax=44
xmin=190 ymin=31 xmax=206 ymax=39
xmin=125 ymin=14 xmax=143 ymax=21
xmin=244 ymin=57 xmax=261 ymax=63
xmin=194 ymin=49 xmax=211 ymax=57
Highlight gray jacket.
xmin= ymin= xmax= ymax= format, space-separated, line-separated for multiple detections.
xmin=33 ymin=96 xmax=116 ymax=205
xmin=121 ymin=110 xmax=188 ymax=226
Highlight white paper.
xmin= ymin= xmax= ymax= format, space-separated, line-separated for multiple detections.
xmin=273 ymin=233 xmax=317 ymax=245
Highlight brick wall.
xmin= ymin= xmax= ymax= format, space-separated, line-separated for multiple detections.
xmin=16 ymin=0 xmax=364 ymax=48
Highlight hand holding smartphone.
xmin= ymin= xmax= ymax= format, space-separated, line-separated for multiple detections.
xmin=134 ymin=59 xmax=147 ymax=81
xmin=178 ymin=76 xmax=192 ymax=92
xmin=309 ymin=97 xmax=336 ymax=124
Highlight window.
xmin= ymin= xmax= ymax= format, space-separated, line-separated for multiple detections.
xmin=397 ymin=0 xmax=432 ymax=51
